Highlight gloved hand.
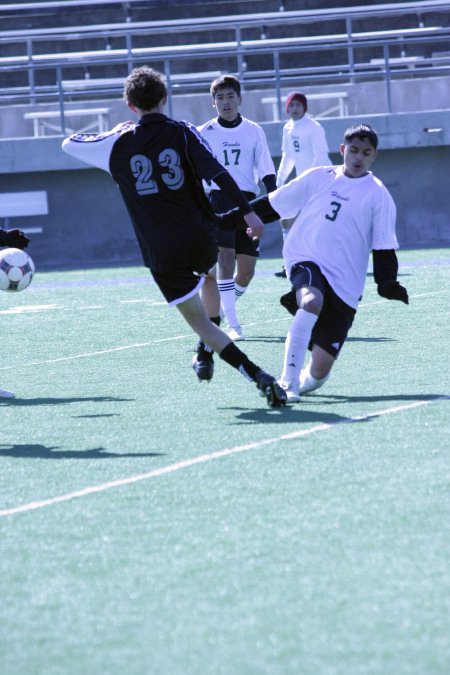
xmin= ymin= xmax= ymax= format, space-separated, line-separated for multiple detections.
xmin=377 ymin=280 xmax=409 ymax=304
xmin=0 ymin=228 xmax=30 ymax=250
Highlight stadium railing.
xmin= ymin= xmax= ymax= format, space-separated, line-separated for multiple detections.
xmin=1 ymin=0 xmax=450 ymax=133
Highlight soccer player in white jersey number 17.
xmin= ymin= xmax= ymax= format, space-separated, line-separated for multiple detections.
xmin=198 ymin=75 xmax=277 ymax=341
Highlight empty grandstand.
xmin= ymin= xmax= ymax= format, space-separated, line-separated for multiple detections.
xmin=1 ymin=0 xmax=449 ymax=136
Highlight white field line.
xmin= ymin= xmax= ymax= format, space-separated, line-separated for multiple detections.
xmin=0 ymin=335 xmax=191 ymax=370
xmin=0 ymin=396 xmax=447 ymax=519
xmin=0 ymin=291 xmax=446 ymax=372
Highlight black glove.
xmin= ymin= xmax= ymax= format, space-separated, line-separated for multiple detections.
xmin=0 ymin=229 xmax=30 ymax=250
xmin=377 ymin=280 xmax=409 ymax=304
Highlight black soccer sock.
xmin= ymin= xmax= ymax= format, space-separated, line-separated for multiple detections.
xmin=219 ymin=342 xmax=260 ymax=382
xmin=197 ymin=316 xmax=221 ymax=360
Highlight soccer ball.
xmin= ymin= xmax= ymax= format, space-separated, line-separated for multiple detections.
xmin=0 ymin=248 xmax=35 ymax=292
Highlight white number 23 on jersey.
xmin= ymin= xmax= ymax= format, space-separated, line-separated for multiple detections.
xmin=130 ymin=149 xmax=184 ymax=195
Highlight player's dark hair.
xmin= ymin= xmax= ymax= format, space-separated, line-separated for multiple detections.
xmin=124 ymin=66 xmax=167 ymax=111
xmin=344 ymin=124 xmax=378 ymax=150
xmin=210 ymin=74 xmax=241 ymax=98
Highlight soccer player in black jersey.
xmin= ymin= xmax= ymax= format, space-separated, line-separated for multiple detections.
xmin=62 ymin=66 xmax=286 ymax=408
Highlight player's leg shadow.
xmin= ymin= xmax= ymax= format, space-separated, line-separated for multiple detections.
xmin=0 ymin=444 xmax=165 ymax=459
xmin=223 ymin=406 xmax=353 ymax=426
xmin=244 ymin=336 xmax=286 ymax=344
xmin=0 ymin=395 xmax=134 ymax=406
xmin=346 ymin=336 xmax=395 ymax=343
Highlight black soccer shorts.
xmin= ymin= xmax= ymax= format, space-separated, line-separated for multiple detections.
xmin=150 ymin=267 xmax=210 ymax=306
xmin=209 ymin=190 xmax=260 ymax=257
xmin=290 ymin=261 xmax=356 ymax=358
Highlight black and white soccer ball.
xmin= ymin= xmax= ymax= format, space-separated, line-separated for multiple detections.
xmin=0 ymin=247 xmax=35 ymax=292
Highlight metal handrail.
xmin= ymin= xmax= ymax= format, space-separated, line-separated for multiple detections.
xmin=2 ymin=28 xmax=450 ymax=126
xmin=1 ymin=1 xmax=449 ymax=48
xmin=1 ymin=1 xmax=450 ymax=131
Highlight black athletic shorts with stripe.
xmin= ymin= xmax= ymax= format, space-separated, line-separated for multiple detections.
xmin=209 ymin=190 xmax=260 ymax=256
xmin=290 ymin=261 xmax=356 ymax=358
xmin=151 ymin=246 xmax=217 ymax=306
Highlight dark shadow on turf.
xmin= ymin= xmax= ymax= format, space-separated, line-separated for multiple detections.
xmin=223 ymin=406 xmax=351 ymax=425
xmin=0 ymin=396 xmax=134 ymax=406
xmin=244 ymin=336 xmax=394 ymax=344
xmin=223 ymin=393 xmax=448 ymax=423
xmin=0 ymin=444 xmax=165 ymax=459
xmin=243 ymin=336 xmax=286 ymax=343
xmin=367 ymin=271 xmax=411 ymax=277
xmin=346 ymin=336 xmax=395 ymax=343
xmin=72 ymin=414 xmax=120 ymax=418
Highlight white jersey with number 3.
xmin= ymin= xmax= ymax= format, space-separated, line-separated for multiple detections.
xmin=269 ymin=165 xmax=398 ymax=309
xmin=198 ymin=116 xmax=275 ymax=194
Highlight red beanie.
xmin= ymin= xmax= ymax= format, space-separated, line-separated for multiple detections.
xmin=285 ymin=91 xmax=307 ymax=113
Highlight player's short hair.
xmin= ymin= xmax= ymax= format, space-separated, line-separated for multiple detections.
xmin=210 ymin=74 xmax=241 ymax=98
xmin=124 ymin=66 xmax=167 ymax=111
xmin=344 ymin=124 xmax=378 ymax=150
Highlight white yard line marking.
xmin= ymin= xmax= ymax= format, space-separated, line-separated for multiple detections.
xmin=0 ymin=335 xmax=190 ymax=370
xmin=120 ymin=299 xmax=164 ymax=305
xmin=0 ymin=290 xmax=447 ymax=371
xmin=0 ymin=304 xmax=58 ymax=314
xmin=0 ymin=397 xmax=447 ymax=518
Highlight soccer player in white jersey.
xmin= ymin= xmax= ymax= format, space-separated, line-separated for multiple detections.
xmin=223 ymin=124 xmax=409 ymax=402
xmin=274 ymin=91 xmax=331 ymax=278
xmin=198 ymin=75 xmax=277 ymax=341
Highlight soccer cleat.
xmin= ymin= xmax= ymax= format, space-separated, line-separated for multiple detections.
xmin=255 ymin=371 xmax=287 ymax=408
xmin=274 ymin=266 xmax=287 ymax=278
xmin=227 ymin=324 xmax=245 ymax=341
xmin=278 ymin=380 xmax=301 ymax=403
xmin=280 ymin=290 xmax=298 ymax=316
xmin=0 ymin=387 xmax=15 ymax=398
xmin=192 ymin=355 xmax=214 ymax=382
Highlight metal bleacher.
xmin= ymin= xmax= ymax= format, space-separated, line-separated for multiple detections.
xmin=1 ymin=0 xmax=450 ymax=135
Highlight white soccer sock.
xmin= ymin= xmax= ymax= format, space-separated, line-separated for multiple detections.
xmin=234 ymin=282 xmax=248 ymax=300
xmin=299 ymin=363 xmax=330 ymax=394
xmin=218 ymin=278 xmax=239 ymax=328
xmin=280 ymin=309 xmax=318 ymax=387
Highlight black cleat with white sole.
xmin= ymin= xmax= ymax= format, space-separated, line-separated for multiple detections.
xmin=255 ymin=370 xmax=287 ymax=408
xmin=274 ymin=266 xmax=287 ymax=278
xmin=192 ymin=355 xmax=214 ymax=382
